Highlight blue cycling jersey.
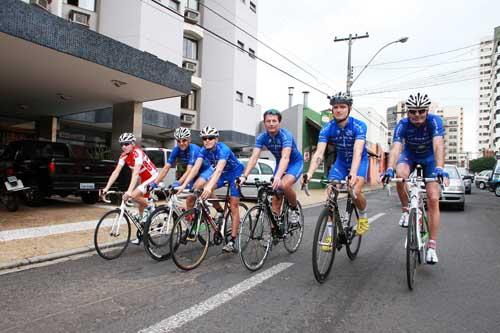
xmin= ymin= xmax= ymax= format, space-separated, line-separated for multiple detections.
xmin=255 ymin=128 xmax=302 ymax=164
xmin=393 ymin=114 xmax=445 ymax=159
xmin=198 ymin=142 xmax=243 ymax=174
xmin=318 ymin=117 xmax=368 ymax=164
xmin=167 ymin=144 xmax=210 ymax=171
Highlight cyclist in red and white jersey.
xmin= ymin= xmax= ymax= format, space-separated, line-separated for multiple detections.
xmin=102 ymin=133 xmax=158 ymax=223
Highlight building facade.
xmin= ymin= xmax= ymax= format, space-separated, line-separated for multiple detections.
xmin=13 ymin=0 xmax=259 ymax=151
xmin=386 ymin=101 xmax=405 ymax=146
xmin=477 ymin=26 xmax=500 ymax=156
xmin=435 ymin=106 xmax=465 ymax=166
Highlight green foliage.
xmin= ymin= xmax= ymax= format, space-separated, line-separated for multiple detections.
xmin=469 ymin=157 xmax=496 ymax=173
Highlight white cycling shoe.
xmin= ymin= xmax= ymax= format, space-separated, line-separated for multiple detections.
xmin=399 ymin=212 xmax=409 ymax=228
xmin=426 ymin=247 xmax=439 ymax=264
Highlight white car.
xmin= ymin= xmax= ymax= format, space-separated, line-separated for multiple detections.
xmin=213 ymin=158 xmax=276 ymax=199
xmin=143 ymin=147 xmax=175 ymax=186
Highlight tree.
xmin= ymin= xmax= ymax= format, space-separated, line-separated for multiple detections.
xmin=469 ymin=157 xmax=496 ymax=173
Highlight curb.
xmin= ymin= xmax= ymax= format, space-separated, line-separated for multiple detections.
xmin=0 ymin=246 xmax=95 ymax=271
xmin=0 ymin=187 xmax=384 ymax=272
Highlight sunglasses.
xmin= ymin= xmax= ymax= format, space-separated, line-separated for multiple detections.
xmin=408 ymin=109 xmax=427 ymax=115
xmin=202 ymin=136 xmax=217 ymax=141
xmin=176 ymin=139 xmax=188 ymax=144
xmin=120 ymin=142 xmax=132 ymax=147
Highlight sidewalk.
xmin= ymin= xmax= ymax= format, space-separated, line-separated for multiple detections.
xmin=0 ymin=185 xmax=382 ymax=271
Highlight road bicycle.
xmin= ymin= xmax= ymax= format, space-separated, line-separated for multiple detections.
xmin=311 ymin=178 xmax=362 ymax=283
xmin=169 ymin=182 xmax=248 ymax=270
xmin=238 ymin=179 xmax=304 ymax=271
xmin=386 ymin=164 xmax=434 ymax=290
xmin=94 ymin=190 xmax=160 ymax=260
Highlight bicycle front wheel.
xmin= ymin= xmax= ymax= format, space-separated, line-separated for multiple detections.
xmin=346 ymin=205 xmax=362 ymax=260
xmin=170 ymin=208 xmax=210 ymax=270
xmin=94 ymin=209 xmax=131 ymax=260
xmin=143 ymin=206 xmax=177 ymax=261
xmin=407 ymin=208 xmax=418 ymax=290
xmin=284 ymin=201 xmax=304 ymax=253
xmin=312 ymin=207 xmax=337 ymax=283
xmin=238 ymin=205 xmax=272 ymax=271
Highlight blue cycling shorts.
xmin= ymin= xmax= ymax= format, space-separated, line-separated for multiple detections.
xmin=328 ymin=156 xmax=368 ymax=181
xmin=397 ymin=151 xmax=435 ymax=178
xmin=213 ymin=163 xmax=244 ymax=197
xmin=274 ymin=160 xmax=304 ymax=184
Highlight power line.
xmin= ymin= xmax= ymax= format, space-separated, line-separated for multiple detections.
xmin=363 ymin=57 xmax=477 ymax=70
xmin=353 ymin=43 xmax=480 ymax=68
xmin=199 ymin=0 xmax=335 ymax=91
xmin=149 ymin=0 xmax=330 ymax=96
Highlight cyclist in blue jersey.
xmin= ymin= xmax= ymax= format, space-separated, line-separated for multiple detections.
xmin=177 ymin=125 xmax=244 ymax=253
xmin=381 ymin=93 xmax=448 ymax=264
xmin=239 ymin=109 xmax=304 ymax=225
xmin=302 ymin=92 xmax=370 ymax=236
xmin=152 ymin=127 xmax=213 ymax=188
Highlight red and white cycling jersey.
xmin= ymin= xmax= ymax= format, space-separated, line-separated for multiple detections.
xmin=118 ymin=147 xmax=158 ymax=183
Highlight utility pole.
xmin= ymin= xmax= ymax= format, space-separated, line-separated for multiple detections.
xmin=334 ymin=33 xmax=369 ymax=95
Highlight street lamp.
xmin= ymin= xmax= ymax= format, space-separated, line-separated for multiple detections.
xmin=349 ymin=37 xmax=409 ymax=91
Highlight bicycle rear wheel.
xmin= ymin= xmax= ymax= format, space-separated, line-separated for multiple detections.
xmin=238 ymin=205 xmax=272 ymax=271
xmin=407 ymin=208 xmax=418 ymax=290
xmin=312 ymin=207 xmax=337 ymax=283
xmin=94 ymin=209 xmax=131 ymax=260
xmin=283 ymin=201 xmax=304 ymax=253
xmin=346 ymin=205 xmax=362 ymax=260
xmin=143 ymin=206 xmax=177 ymax=261
xmin=170 ymin=208 xmax=210 ymax=270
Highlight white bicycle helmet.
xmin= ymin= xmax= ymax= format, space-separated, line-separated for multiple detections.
xmin=329 ymin=92 xmax=353 ymax=106
xmin=405 ymin=93 xmax=431 ymax=109
xmin=174 ymin=127 xmax=191 ymax=140
xmin=118 ymin=132 xmax=136 ymax=143
xmin=200 ymin=125 xmax=219 ymax=138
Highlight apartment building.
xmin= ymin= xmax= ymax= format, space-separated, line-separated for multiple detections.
xmin=435 ymin=106 xmax=465 ymax=166
xmin=4 ymin=0 xmax=259 ymax=153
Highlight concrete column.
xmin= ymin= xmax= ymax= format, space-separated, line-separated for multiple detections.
xmin=111 ymin=102 xmax=143 ymax=158
xmin=38 ymin=116 xmax=58 ymax=142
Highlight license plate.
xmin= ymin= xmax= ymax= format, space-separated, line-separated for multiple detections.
xmin=80 ymin=183 xmax=95 ymax=190
xmin=7 ymin=176 xmax=17 ymax=183
xmin=5 ymin=180 xmax=24 ymax=191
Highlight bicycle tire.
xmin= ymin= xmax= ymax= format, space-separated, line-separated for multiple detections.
xmin=143 ymin=206 xmax=177 ymax=261
xmin=312 ymin=207 xmax=337 ymax=283
xmin=346 ymin=204 xmax=362 ymax=260
xmin=238 ymin=205 xmax=272 ymax=271
xmin=94 ymin=209 xmax=131 ymax=260
xmin=407 ymin=208 xmax=418 ymax=290
xmin=283 ymin=201 xmax=304 ymax=253
xmin=170 ymin=208 xmax=210 ymax=271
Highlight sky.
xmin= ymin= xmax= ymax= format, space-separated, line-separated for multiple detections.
xmin=254 ymin=0 xmax=500 ymax=153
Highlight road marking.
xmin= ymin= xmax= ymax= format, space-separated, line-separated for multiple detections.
xmin=138 ymin=262 xmax=294 ymax=333
xmin=368 ymin=212 xmax=386 ymax=224
xmin=0 ymin=219 xmax=105 ymax=241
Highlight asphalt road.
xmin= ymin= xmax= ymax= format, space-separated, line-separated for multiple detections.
xmin=1 ymin=190 xmax=499 ymax=333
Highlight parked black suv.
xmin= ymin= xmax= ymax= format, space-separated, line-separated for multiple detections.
xmin=0 ymin=140 xmax=117 ymax=205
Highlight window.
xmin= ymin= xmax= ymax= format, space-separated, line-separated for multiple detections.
xmin=240 ymin=160 xmax=258 ymax=174
xmin=183 ymin=38 xmax=198 ymax=60
xmin=186 ymin=0 xmax=199 ymax=10
xmin=236 ymin=91 xmax=243 ymax=102
xmin=248 ymin=48 xmax=256 ymax=58
xmin=167 ymin=0 xmax=180 ymax=11
xmin=250 ymin=1 xmax=256 ymax=12
xmin=247 ymin=96 xmax=254 ymax=107
xmin=237 ymin=40 xmax=245 ymax=51
xmin=66 ymin=0 xmax=96 ymax=11
xmin=259 ymin=163 xmax=273 ymax=175
xmin=181 ymin=90 xmax=197 ymax=110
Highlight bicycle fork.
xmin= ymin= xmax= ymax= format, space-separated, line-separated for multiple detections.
xmin=110 ymin=201 xmax=126 ymax=237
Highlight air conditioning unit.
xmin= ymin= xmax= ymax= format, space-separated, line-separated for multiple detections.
xmin=182 ymin=60 xmax=197 ymax=73
xmin=184 ymin=8 xmax=200 ymax=24
xmin=69 ymin=10 xmax=90 ymax=27
xmin=30 ymin=0 xmax=49 ymax=11
xmin=180 ymin=113 xmax=195 ymax=125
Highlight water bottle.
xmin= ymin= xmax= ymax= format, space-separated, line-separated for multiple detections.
xmin=215 ymin=212 xmax=224 ymax=226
